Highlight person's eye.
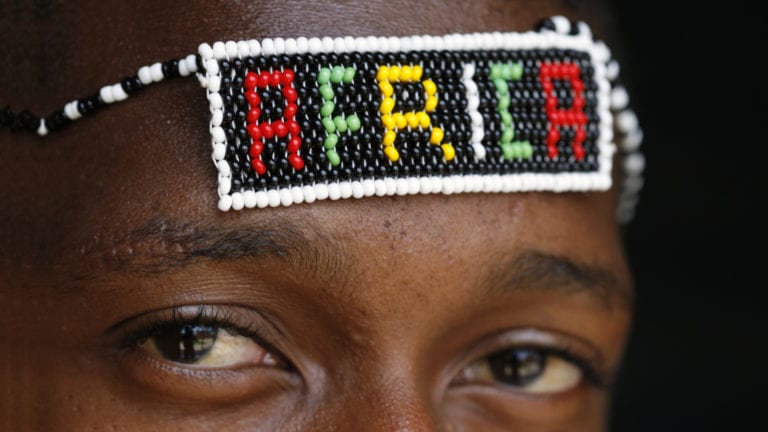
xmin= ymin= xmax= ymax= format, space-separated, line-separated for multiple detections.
xmin=138 ymin=323 xmax=281 ymax=369
xmin=451 ymin=347 xmax=593 ymax=394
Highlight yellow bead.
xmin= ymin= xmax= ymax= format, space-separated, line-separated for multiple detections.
xmin=430 ymin=127 xmax=444 ymax=145
xmin=389 ymin=65 xmax=401 ymax=81
xmin=384 ymin=145 xmax=400 ymax=162
xmin=425 ymin=96 xmax=438 ymax=112
xmin=441 ymin=143 xmax=456 ymax=161
xmin=376 ymin=66 xmax=389 ymax=82
xmin=380 ymin=97 xmax=395 ymax=114
xmin=381 ymin=115 xmax=396 ymax=131
xmin=383 ymin=130 xmax=397 ymax=146
xmin=405 ymin=112 xmax=419 ymax=128
xmin=378 ymin=80 xmax=394 ymax=97
xmin=416 ymin=111 xmax=431 ymax=128
xmin=422 ymin=79 xmax=437 ymax=96
xmin=392 ymin=112 xmax=407 ymax=129
xmin=412 ymin=65 xmax=423 ymax=81
xmin=400 ymin=65 xmax=413 ymax=82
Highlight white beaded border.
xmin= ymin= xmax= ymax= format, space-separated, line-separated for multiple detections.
xmin=199 ymin=16 xmax=637 ymax=217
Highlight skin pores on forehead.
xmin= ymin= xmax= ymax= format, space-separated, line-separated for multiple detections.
xmin=0 ymin=1 xmax=632 ymax=431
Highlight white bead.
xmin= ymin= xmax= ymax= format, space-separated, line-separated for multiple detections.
xmin=616 ymin=110 xmax=638 ymax=132
xmin=210 ymin=109 xmax=223 ymax=126
xmin=328 ymin=183 xmax=341 ymax=200
xmin=211 ymin=126 xmax=226 ymax=143
xmin=302 ymin=185 xmax=316 ymax=203
xmin=216 ymin=159 xmax=231 ymax=176
xmin=185 ymin=55 xmax=198 ymax=74
xmin=212 ymin=143 xmax=226 ymax=160
xmin=442 ymin=177 xmax=455 ymax=194
xmin=291 ymin=186 xmax=304 ymax=204
xmin=218 ymin=195 xmax=232 ymax=211
xmin=624 ymin=153 xmax=645 ymax=174
xmin=261 ymin=38 xmax=275 ymax=56
xmin=208 ymin=92 xmax=223 ymax=109
xmin=431 ymin=177 xmax=443 ymax=193
xmin=321 ymin=37 xmax=334 ymax=52
xmin=385 ymin=178 xmax=397 ymax=195
xmin=577 ymin=21 xmax=593 ymax=40
xmin=333 ymin=37 xmax=346 ymax=53
xmin=99 ymin=86 xmax=115 ymax=104
xmin=410 ymin=35 xmax=424 ymax=51
xmin=351 ymin=182 xmax=364 ymax=198
xmin=308 ymin=37 xmax=322 ymax=54
xmin=273 ymin=37 xmax=285 ymax=54
xmin=610 ymin=86 xmax=629 ymax=111
xmin=419 ymin=177 xmax=433 ymax=194
xmin=36 ymin=119 xmax=48 ymax=136
xmin=408 ymin=178 xmax=420 ymax=194
xmin=207 ymin=76 xmax=221 ymax=92
xmin=339 ymin=182 xmax=353 ymax=199
xmin=198 ymin=43 xmax=214 ymax=59
xmin=473 ymin=143 xmax=487 ymax=160
xmin=138 ymin=66 xmax=152 ymax=84
xmin=284 ymin=38 xmax=297 ymax=55
xmin=111 ymin=84 xmax=128 ymax=101
xmin=231 ymin=192 xmax=244 ymax=210
xmin=255 ymin=191 xmax=269 ymax=208
xmin=296 ymin=37 xmax=309 ymax=53
xmin=237 ymin=41 xmax=251 ymax=58
xmin=365 ymin=36 xmax=378 ymax=51
xmin=64 ymin=101 xmax=80 ymax=120
xmin=344 ymin=36 xmax=355 ymax=52
xmin=314 ymin=183 xmax=329 ymax=200
xmin=150 ymin=62 xmax=164 ymax=82
xmin=243 ymin=190 xmax=257 ymax=208
xmin=212 ymin=41 xmax=227 ymax=59
xmin=267 ymin=189 xmax=281 ymax=207
xmin=362 ymin=179 xmax=375 ymax=196
xmin=248 ymin=39 xmax=261 ymax=56
xmin=551 ymin=16 xmax=571 ymax=34
xmin=225 ymin=41 xmax=238 ymax=59
xmin=453 ymin=177 xmax=465 ymax=194
xmin=622 ymin=128 xmax=643 ymax=152
xmin=280 ymin=188 xmax=293 ymax=206
xmin=178 ymin=60 xmax=190 ymax=77
xmin=205 ymin=59 xmax=219 ymax=75
xmin=606 ymin=60 xmax=620 ymax=81
xmin=374 ymin=180 xmax=387 ymax=196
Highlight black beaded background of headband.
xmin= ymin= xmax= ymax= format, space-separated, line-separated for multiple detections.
xmin=0 ymin=16 xmax=644 ymax=222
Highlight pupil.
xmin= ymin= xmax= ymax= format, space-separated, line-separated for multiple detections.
xmin=153 ymin=324 xmax=218 ymax=363
xmin=488 ymin=348 xmax=545 ymax=387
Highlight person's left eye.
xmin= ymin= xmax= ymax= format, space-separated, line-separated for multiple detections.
xmin=451 ymin=347 xmax=586 ymax=394
xmin=138 ymin=323 xmax=281 ymax=368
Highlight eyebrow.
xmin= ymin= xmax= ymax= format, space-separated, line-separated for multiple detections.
xmin=486 ymin=250 xmax=633 ymax=308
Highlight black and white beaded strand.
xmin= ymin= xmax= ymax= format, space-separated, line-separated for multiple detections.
xmin=0 ymin=54 xmax=202 ymax=136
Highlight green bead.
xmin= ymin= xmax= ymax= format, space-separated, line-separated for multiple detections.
xmin=520 ymin=141 xmax=533 ymax=159
xmin=319 ymin=84 xmax=335 ymax=101
xmin=501 ymin=63 xmax=514 ymax=80
xmin=493 ymin=78 xmax=508 ymax=94
xmin=317 ymin=68 xmax=331 ymax=85
xmin=346 ymin=114 xmax=361 ymax=131
xmin=333 ymin=115 xmax=348 ymax=133
xmin=326 ymin=149 xmax=341 ymax=166
xmin=498 ymin=94 xmax=511 ymax=110
xmin=501 ymin=142 xmax=515 ymax=160
xmin=343 ymin=67 xmax=356 ymax=83
xmin=321 ymin=116 xmax=336 ymax=133
xmin=321 ymin=101 xmax=335 ymax=117
xmin=510 ymin=62 xmax=523 ymax=81
xmin=490 ymin=63 xmax=502 ymax=80
xmin=501 ymin=127 xmax=514 ymax=143
xmin=500 ymin=110 xmax=513 ymax=126
xmin=331 ymin=66 xmax=345 ymax=83
xmin=323 ymin=133 xmax=339 ymax=150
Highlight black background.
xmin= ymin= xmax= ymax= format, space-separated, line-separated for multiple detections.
xmin=607 ymin=1 xmax=765 ymax=430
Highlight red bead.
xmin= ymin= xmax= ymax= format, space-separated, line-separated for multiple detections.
xmin=286 ymin=120 xmax=300 ymax=136
xmin=247 ymin=107 xmax=261 ymax=123
xmin=574 ymin=128 xmax=586 ymax=145
xmin=569 ymin=64 xmax=581 ymax=78
xmin=546 ymin=97 xmax=557 ymax=111
xmin=288 ymin=154 xmax=305 ymax=170
xmin=539 ymin=63 xmax=551 ymax=76
xmin=247 ymin=124 xmax=262 ymax=140
xmin=572 ymin=79 xmax=584 ymax=93
xmin=283 ymin=86 xmax=298 ymax=103
xmin=565 ymin=111 xmax=576 ymax=124
xmin=573 ymin=96 xmax=585 ymax=109
xmin=547 ymin=128 xmax=560 ymax=147
xmin=287 ymin=136 xmax=301 ymax=153
xmin=542 ymin=80 xmax=553 ymax=94
xmin=245 ymin=90 xmax=261 ymax=106
xmin=260 ymin=123 xmax=275 ymax=139
xmin=576 ymin=112 xmax=587 ymax=124
xmin=573 ymin=144 xmax=585 ymax=161
xmin=258 ymin=71 xmax=270 ymax=88
xmin=547 ymin=146 xmax=559 ymax=159
xmin=251 ymin=158 xmax=267 ymax=175
xmin=282 ymin=69 xmax=295 ymax=85
xmin=284 ymin=103 xmax=298 ymax=119
xmin=244 ymin=72 xmax=259 ymax=89
xmin=550 ymin=111 xmax=562 ymax=123
xmin=270 ymin=71 xmax=282 ymax=87
xmin=249 ymin=141 xmax=264 ymax=158
xmin=273 ymin=120 xmax=287 ymax=138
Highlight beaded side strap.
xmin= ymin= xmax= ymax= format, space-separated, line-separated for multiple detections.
xmin=0 ymin=16 xmax=644 ymax=222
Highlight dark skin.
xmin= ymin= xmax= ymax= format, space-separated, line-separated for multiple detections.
xmin=0 ymin=1 xmax=632 ymax=430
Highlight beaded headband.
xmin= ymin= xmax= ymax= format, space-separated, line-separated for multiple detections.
xmin=0 ymin=16 xmax=644 ymax=222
